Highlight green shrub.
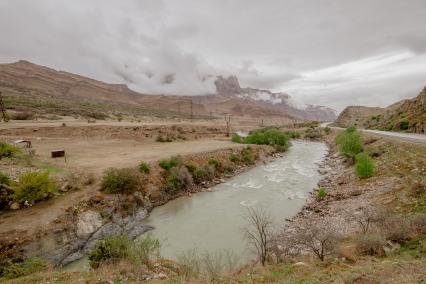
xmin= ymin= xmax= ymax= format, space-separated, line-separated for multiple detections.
xmin=185 ymin=163 xmax=198 ymax=174
xmin=193 ymin=165 xmax=215 ymax=184
xmin=138 ymin=161 xmax=150 ymax=174
xmin=88 ymin=235 xmax=131 ymax=268
xmin=285 ymin=130 xmax=301 ymax=139
xmin=0 ymin=142 xmax=21 ymax=159
xmin=245 ymin=128 xmax=290 ymax=151
xmin=159 ymin=156 xmax=182 ymax=171
xmin=355 ymin=153 xmax=375 ymax=178
xmin=399 ymin=120 xmax=409 ymax=130
xmin=229 ymin=153 xmax=240 ymax=164
xmin=231 ymin=133 xmax=243 ymax=143
xmin=317 ymin=187 xmax=327 ymax=199
xmin=1 ymin=258 xmax=48 ymax=279
xmin=304 ymin=128 xmax=323 ymax=139
xmin=11 ymin=171 xmax=57 ymax=204
xmin=323 ymin=127 xmax=331 ymax=135
xmin=208 ymin=158 xmax=222 ymax=172
xmin=165 ymin=166 xmax=193 ymax=193
xmin=0 ymin=171 xmax=10 ymax=185
xmin=354 ymin=234 xmax=386 ymax=256
xmin=101 ymin=168 xmax=140 ymax=194
xmin=241 ymin=148 xmax=254 ymax=165
xmin=337 ymin=129 xmax=363 ymax=161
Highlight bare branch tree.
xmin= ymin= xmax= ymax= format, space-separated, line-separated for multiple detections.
xmin=285 ymin=220 xmax=340 ymax=262
xmin=350 ymin=206 xmax=386 ymax=234
xmin=244 ymin=207 xmax=274 ymax=266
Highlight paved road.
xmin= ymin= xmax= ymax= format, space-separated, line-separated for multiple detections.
xmin=322 ymin=122 xmax=426 ymax=144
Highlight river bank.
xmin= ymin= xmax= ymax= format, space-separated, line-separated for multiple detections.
xmin=1 ymin=145 xmax=277 ymax=267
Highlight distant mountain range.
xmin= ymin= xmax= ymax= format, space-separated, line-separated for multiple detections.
xmin=0 ymin=60 xmax=336 ymax=121
xmin=334 ymin=87 xmax=426 ymax=133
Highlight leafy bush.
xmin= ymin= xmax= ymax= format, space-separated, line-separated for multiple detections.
xmin=88 ymin=234 xmax=161 ymax=268
xmin=193 ymin=165 xmax=215 ymax=184
xmin=0 ymin=142 xmax=21 ymax=159
xmin=317 ymin=187 xmax=327 ymax=200
xmin=231 ymin=133 xmax=243 ymax=143
xmin=101 ymin=168 xmax=140 ymax=194
xmin=185 ymin=163 xmax=198 ymax=174
xmin=208 ymin=158 xmax=222 ymax=172
xmin=241 ymin=148 xmax=254 ymax=164
xmin=0 ymin=171 xmax=10 ymax=185
xmin=165 ymin=166 xmax=193 ymax=193
xmin=11 ymin=171 xmax=57 ymax=204
xmin=355 ymin=153 xmax=375 ymax=178
xmin=399 ymin=119 xmax=409 ymax=130
xmin=138 ymin=161 xmax=150 ymax=174
xmin=1 ymin=258 xmax=48 ymax=279
xmin=323 ymin=127 xmax=331 ymax=134
xmin=159 ymin=156 xmax=182 ymax=171
xmin=88 ymin=235 xmax=131 ymax=268
xmin=229 ymin=153 xmax=240 ymax=164
xmin=285 ymin=130 xmax=301 ymax=139
xmin=337 ymin=128 xmax=363 ymax=161
xmin=304 ymin=128 xmax=323 ymax=139
xmin=354 ymin=234 xmax=386 ymax=256
xmin=245 ymin=128 xmax=290 ymax=151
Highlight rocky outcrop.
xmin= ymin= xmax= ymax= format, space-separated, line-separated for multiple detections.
xmin=23 ymin=208 xmax=153 ymax=266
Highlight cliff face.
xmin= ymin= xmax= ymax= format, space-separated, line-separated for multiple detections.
xmin=334 ymin=87 xmax=426 ymax=133
xmin=0 ymin=61 xmax=336 ymax=121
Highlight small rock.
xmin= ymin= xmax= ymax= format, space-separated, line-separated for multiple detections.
xmin=10 ymin=202 xmax=20 ymax=210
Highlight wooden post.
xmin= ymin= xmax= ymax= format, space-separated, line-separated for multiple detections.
xmin=0 ymin=91 xmax=9 ymax=122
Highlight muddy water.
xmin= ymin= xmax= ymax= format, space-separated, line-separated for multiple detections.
xmin=143 ymin=141 xmax=328 ymax=261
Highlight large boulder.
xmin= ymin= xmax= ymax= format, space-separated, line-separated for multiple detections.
xmin=76 ymin=211 xmax=103 ymax=238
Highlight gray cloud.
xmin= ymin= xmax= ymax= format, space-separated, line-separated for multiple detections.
xmin=0 ymin=0 xmax=425 ymax=109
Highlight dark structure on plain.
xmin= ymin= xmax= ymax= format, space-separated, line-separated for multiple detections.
xmin=51 ymin=150 xmax=65 ymax=158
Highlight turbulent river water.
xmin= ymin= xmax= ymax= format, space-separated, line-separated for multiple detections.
xmin=66 ymin=140 xmax=327 ymax=270
xmin=143 ymin=141 xmax=328 ymax=261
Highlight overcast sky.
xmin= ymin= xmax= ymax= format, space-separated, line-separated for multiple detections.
xmin=1 ymin=0 xmax=426 ymax=111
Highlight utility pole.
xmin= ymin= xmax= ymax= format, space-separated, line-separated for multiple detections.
xmin=177 ymin=102 xmax=181 ymax=115
xmin=225 ymin=115 xmax=231 ymax=137
xmin=190 ymin=99 xmax=193 ymax=121
xmin=0 ymin=91 xmax=9 ymax=122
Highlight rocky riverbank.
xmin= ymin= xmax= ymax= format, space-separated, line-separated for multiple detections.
xmin=6 ymin=145 xmax=277 ymax=267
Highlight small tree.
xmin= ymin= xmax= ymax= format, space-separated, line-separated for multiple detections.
xmin=244 ymin=207 xmax=274 ymax=266
xmin=355 ymin=153 xmax=375 ymax=178
xmin=288 ymin=220 xmax=340 ymax=261
xmin=349 ymin=206 xmax=384 ymax=234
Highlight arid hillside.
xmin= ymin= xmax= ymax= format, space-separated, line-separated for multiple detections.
xmin=0 ymin=60 xmax=335 ymax=122
xmin=334 ymin=87 xmax=426 ymax=133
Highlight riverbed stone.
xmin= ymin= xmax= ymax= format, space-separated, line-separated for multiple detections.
xmin=76 ymin=211 xmax=103 ymax=238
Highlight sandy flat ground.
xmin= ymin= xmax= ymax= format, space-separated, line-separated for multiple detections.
xmin=30 ymin=137 xmax=242 ymax=174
